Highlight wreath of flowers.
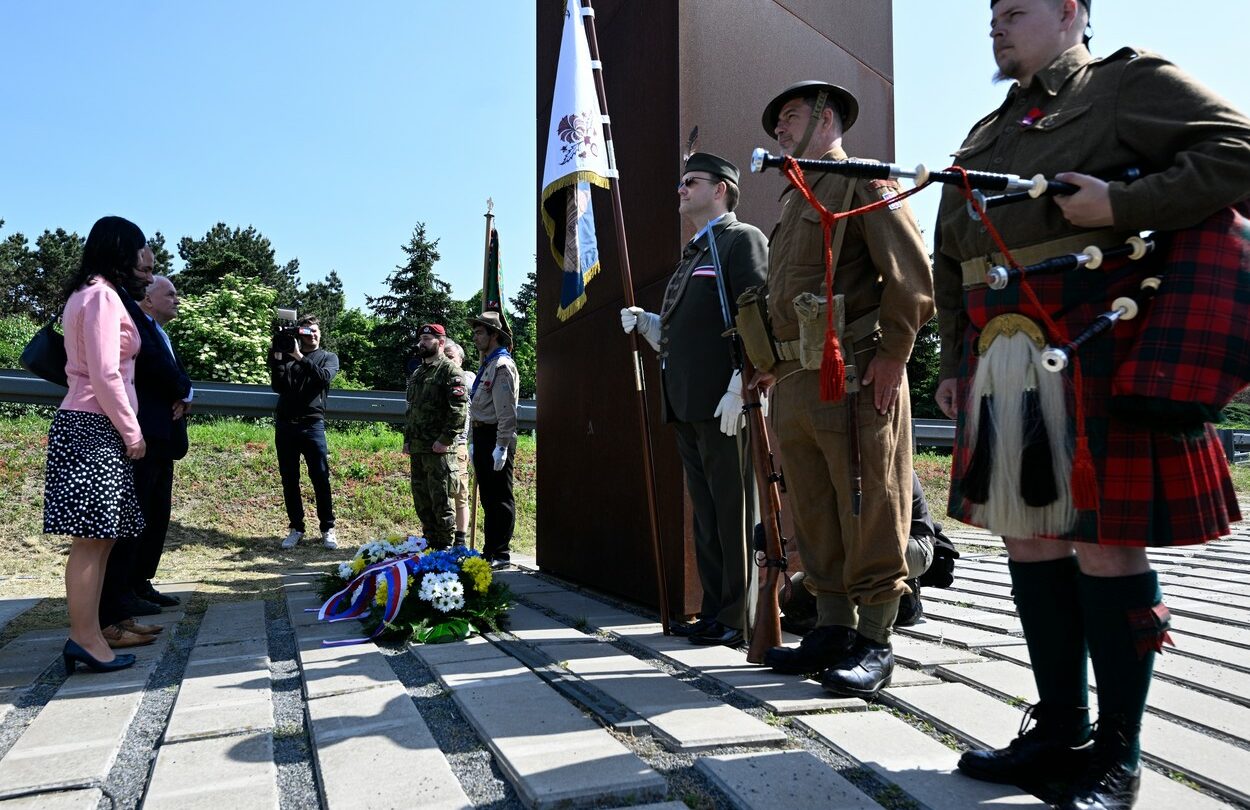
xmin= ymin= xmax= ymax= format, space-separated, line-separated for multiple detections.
xmin=319 ymin=534 xmax=511 ymax=644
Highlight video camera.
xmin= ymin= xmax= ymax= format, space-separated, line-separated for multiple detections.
xmin=271 ymin=307 xmax=315 ymax=361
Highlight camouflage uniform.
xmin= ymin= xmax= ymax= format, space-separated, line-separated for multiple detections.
xmin=405 ymin=354 xmax=469 ymax=549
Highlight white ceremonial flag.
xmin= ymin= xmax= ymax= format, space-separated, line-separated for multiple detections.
xmin=541 ymin=0 xmax=611 ymax=320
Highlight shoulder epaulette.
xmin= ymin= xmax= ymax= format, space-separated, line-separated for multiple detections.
xmin=1093 ymin=46 xmax=1143 ymax=65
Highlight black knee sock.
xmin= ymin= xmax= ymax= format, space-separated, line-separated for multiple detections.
xmin=1009 ymin=557 xmax=1091 ymax=742
xmin=1079 ymin=570 xmax=1165 ymax=769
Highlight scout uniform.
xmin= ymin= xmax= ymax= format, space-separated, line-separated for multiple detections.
xmin=759 ymin=81 xmax=935 ymax=693
xmin=653 ymin=153 xmax=768 ymax=643
xmin=936 ymin=30 xmax=1250 ymax=807
xmin=468 ymin=312 xmax=520 ymax=565
xmin=405 ymin=329 xmax=468 ymax=550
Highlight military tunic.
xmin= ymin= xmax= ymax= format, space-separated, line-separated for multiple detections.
xmin=935 ymin=45 xmax=1250 ymax=545
xmin=768 ymin=146 xmax=935 ymax=613
xmin=656 ymin=213 xmax=767 ymax=628
xmin=405 ymin=355 xmax=469 ymax=548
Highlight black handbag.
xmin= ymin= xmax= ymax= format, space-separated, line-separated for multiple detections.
xmin=20 ymin=319 xmax=68 ymax=387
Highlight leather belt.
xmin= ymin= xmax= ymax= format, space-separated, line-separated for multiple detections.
xmin=773 ymin=307 xmax=882 ymax=359
xmin=960 ymin=229 xmax=1123 ymax=289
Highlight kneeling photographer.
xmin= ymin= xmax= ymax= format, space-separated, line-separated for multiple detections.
xmin=269 ymin=312 xmax=339 ymax=550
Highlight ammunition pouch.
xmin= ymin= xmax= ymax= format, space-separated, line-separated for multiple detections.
xmin=734 ymin=285 xmax=779 ymax=373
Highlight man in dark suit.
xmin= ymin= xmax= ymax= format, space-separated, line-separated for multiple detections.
xmin=621 ymin=152 xmax=768 ymax=646
xmin=100 ymin=269 xmax=192 ymax=634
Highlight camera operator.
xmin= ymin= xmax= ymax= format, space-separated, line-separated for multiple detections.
xmin=269 ymin=314 xmax=339 ymax=549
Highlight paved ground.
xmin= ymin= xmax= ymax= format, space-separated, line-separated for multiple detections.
xmin=0 ymin=525 xmax=1247 ymax=809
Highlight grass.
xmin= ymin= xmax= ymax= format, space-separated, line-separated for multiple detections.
xmin=0 ymin=411 xmax=535 ymax=600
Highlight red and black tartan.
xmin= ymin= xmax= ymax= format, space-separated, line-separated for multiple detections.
xmin=1114 ymin=201 xmax=1250 ymax=420
xmin=948 ymin=217 xmax=1242 ymax=547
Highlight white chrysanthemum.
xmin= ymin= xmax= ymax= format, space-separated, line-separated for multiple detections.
xmin=419 ymin=571 xmax=453 ymax=600
xmin=337 ymin=562 xmax=354 ymax=580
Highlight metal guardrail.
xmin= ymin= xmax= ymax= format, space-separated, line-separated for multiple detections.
xmin=0 ymin=369 xmax=537 ymax=430
xmin=3 ymin=369 xmax=1246 ymax=464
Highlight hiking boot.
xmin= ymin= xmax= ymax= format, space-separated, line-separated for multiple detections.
xmin=764 ymin=624 xmax=857 ymax=675
xmin=322 ymin=528 xmax=338 ymax=550
xmin=281 ymin=529 xmax=303 ymax=549
xmin=1054 ymin=717 xmax=1141 ymax=810
xmin=958 ymin=704 xmax=1093 ymax=802
xmin=896 ymin=580 xmax=923 ymax=627
xmin=819 ymin=633 xmax=894 ymax=699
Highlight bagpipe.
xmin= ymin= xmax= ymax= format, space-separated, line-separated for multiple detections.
xmin=753 ymin=147 xmax=1250 ymax=532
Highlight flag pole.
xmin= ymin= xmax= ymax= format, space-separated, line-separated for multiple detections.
xmin=579 ymin=0 xmax=672 ymax=633
xmin=482 ymin=197 xmax=495 ymax=309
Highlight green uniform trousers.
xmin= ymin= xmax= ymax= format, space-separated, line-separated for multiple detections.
xmin=410 ymin=452 xmax=460 ymax=549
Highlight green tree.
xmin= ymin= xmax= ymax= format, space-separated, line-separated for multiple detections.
xmin=174 ymin=223 xmax=300 ymax=304
xmin=907 ymin=317 xmax=942 ymax=419
xmin=166 ymin=274 xmax=276 ymax=383
xmin=333 ymin=307 xmax=378 ymax=388
xmin=28 ymin=229 xmax=85 ymax=320
xmin=508 ymin=268 xmax=538 ymax=398
xmin=366 ymin=223 xmax=461 ymax=389
xmin=148 ymin=232 xmax=174 ymax=275
xmin=0 ymin=313 xmax=39 ymax=368
xmin=0 ymin=223 xmax=36 ymax=317
xmin=300 ymin=270 xmax=346 ymax=348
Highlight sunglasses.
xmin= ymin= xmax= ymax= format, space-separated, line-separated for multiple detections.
xmin=677 ymin=176 xmax=717 ymax=190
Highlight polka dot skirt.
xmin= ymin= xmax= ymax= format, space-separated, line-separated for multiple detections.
xmin=43 ymin=410 xmax=144 ymax=541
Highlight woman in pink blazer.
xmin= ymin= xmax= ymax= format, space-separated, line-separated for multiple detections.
xmin=44 ymin=216 xmax=150 ymax=674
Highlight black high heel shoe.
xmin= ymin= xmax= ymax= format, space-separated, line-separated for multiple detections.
xmin=63 ymin=639 xmax=136 ymax=674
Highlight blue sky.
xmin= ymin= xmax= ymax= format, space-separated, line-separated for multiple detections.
xmin=1 ymin=1 xmax=1245 ymax=312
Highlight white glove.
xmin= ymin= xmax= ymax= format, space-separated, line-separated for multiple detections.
xmin=492 ymin=445 xmax=508 ymax=471
xmin=619 ymin=307 xmax=661 ymax=351
xmin=759 ymin=390 xmax=770 ymax=418
xmin=714 ymin=370 xmax=745 ymax=437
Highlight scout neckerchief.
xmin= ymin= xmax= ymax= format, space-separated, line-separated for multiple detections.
xmin=472 ymin=347 xmax=511 ymax=399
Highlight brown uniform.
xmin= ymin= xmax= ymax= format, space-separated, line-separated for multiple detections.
xmin=935 ymin=45 xmax=1250 ymax=545
xmin=768 ymin=146 xmax=935 ymax=619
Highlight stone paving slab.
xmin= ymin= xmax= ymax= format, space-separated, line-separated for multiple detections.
xmin=887 ymin=666 xmax=941 ymax=687
xmin=52 ymin=631 xmax=172 ymax=698
xmin=414 ymin=645 xmax=666 ymax=808
xmin=917 ymin=602 xmax=1022 ymax=634
xmin=1166 ymin=632 xmax=1250 ymax=671
xmin=926 ymin=657 xmax=1250 ymax=744
xmin=0 ymin=598 xmax=38 ymax=636
xmin=307 ymin=681 xmax=470 ymax=810
xmin=612 ymin=629 xmax=863 ymax=715
xmin=300 ymin=647 xmax=398 ymax=700
xmin=408 ymin=635 xmax=504 ymax=667
xmin=1170 ymin=616 xmax=1250 ymax=648
xmin=0 ymin=689 xmax=145 ymax=794
xmin=1162 ymin=574 xmax=1250 ymax=599
xmin=164 ymin=636 xmax=272 ymax=744
xmin=891 ymin=635 xmax=988 ymax=668
xmin=504 ymin=604 xmax=598 ymax=644
xmin=196 ymin=601 xmax=267 ymax=646
xmin=797 ymin=710 xmax=1047 ymax=809
xmin=1163 ymin=583 xmax=1250 ymax=609
xmin=0 ymin=633 xmax=65 ymax=691
xmin=923 ymin=588 xmax=1015 ymax=613
xmin=1139 ymin=714 xmax=1250 ymax=804
xmin=493 ymin=570 xmax=568 ymax=595
xmin=538 ymin=642 xmax=786 ymax=751
xmin=144 ymin=732 xmax=278 ymax=810
xmin=522 ymin=590 xmax=648 ymax=631
xmin=879 ymin=678 xmax=1241 ymax=807
xmin=695 ymin=750 xmax=882 ymax=809
xmin=895 ymin=619 xmax=1026 ymax=649
xmin=0 ymin=788 xmax=103 ymax=809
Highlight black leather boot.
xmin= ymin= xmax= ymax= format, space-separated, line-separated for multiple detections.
xmin=958 ymin=704 xmax=1093 ymax=802
xmin=819 ymin=633 xmax=893 ymax=699
xmin=1055 ymin=717 xmax=1142 ymax=810
xmin=763 ymin=625 xmax=856 ymax=675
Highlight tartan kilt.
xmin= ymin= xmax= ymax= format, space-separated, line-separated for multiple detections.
xmin=948 ymin=244 xmax=1241 ymax=546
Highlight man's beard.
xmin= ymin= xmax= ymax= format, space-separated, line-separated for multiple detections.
xmin=415 ymin=343 xmax=439 ymax=359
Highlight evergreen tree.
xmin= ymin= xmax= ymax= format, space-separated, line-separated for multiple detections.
xmin=174 ymin=223 xmax=300 ymax=304
xmin=366 ymin=223 xmax=460 ymax=389
xmin=148 ymin=232 xmax=174 ymax=275
xmin=300 ymin=270 xmax=346 ymax=349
